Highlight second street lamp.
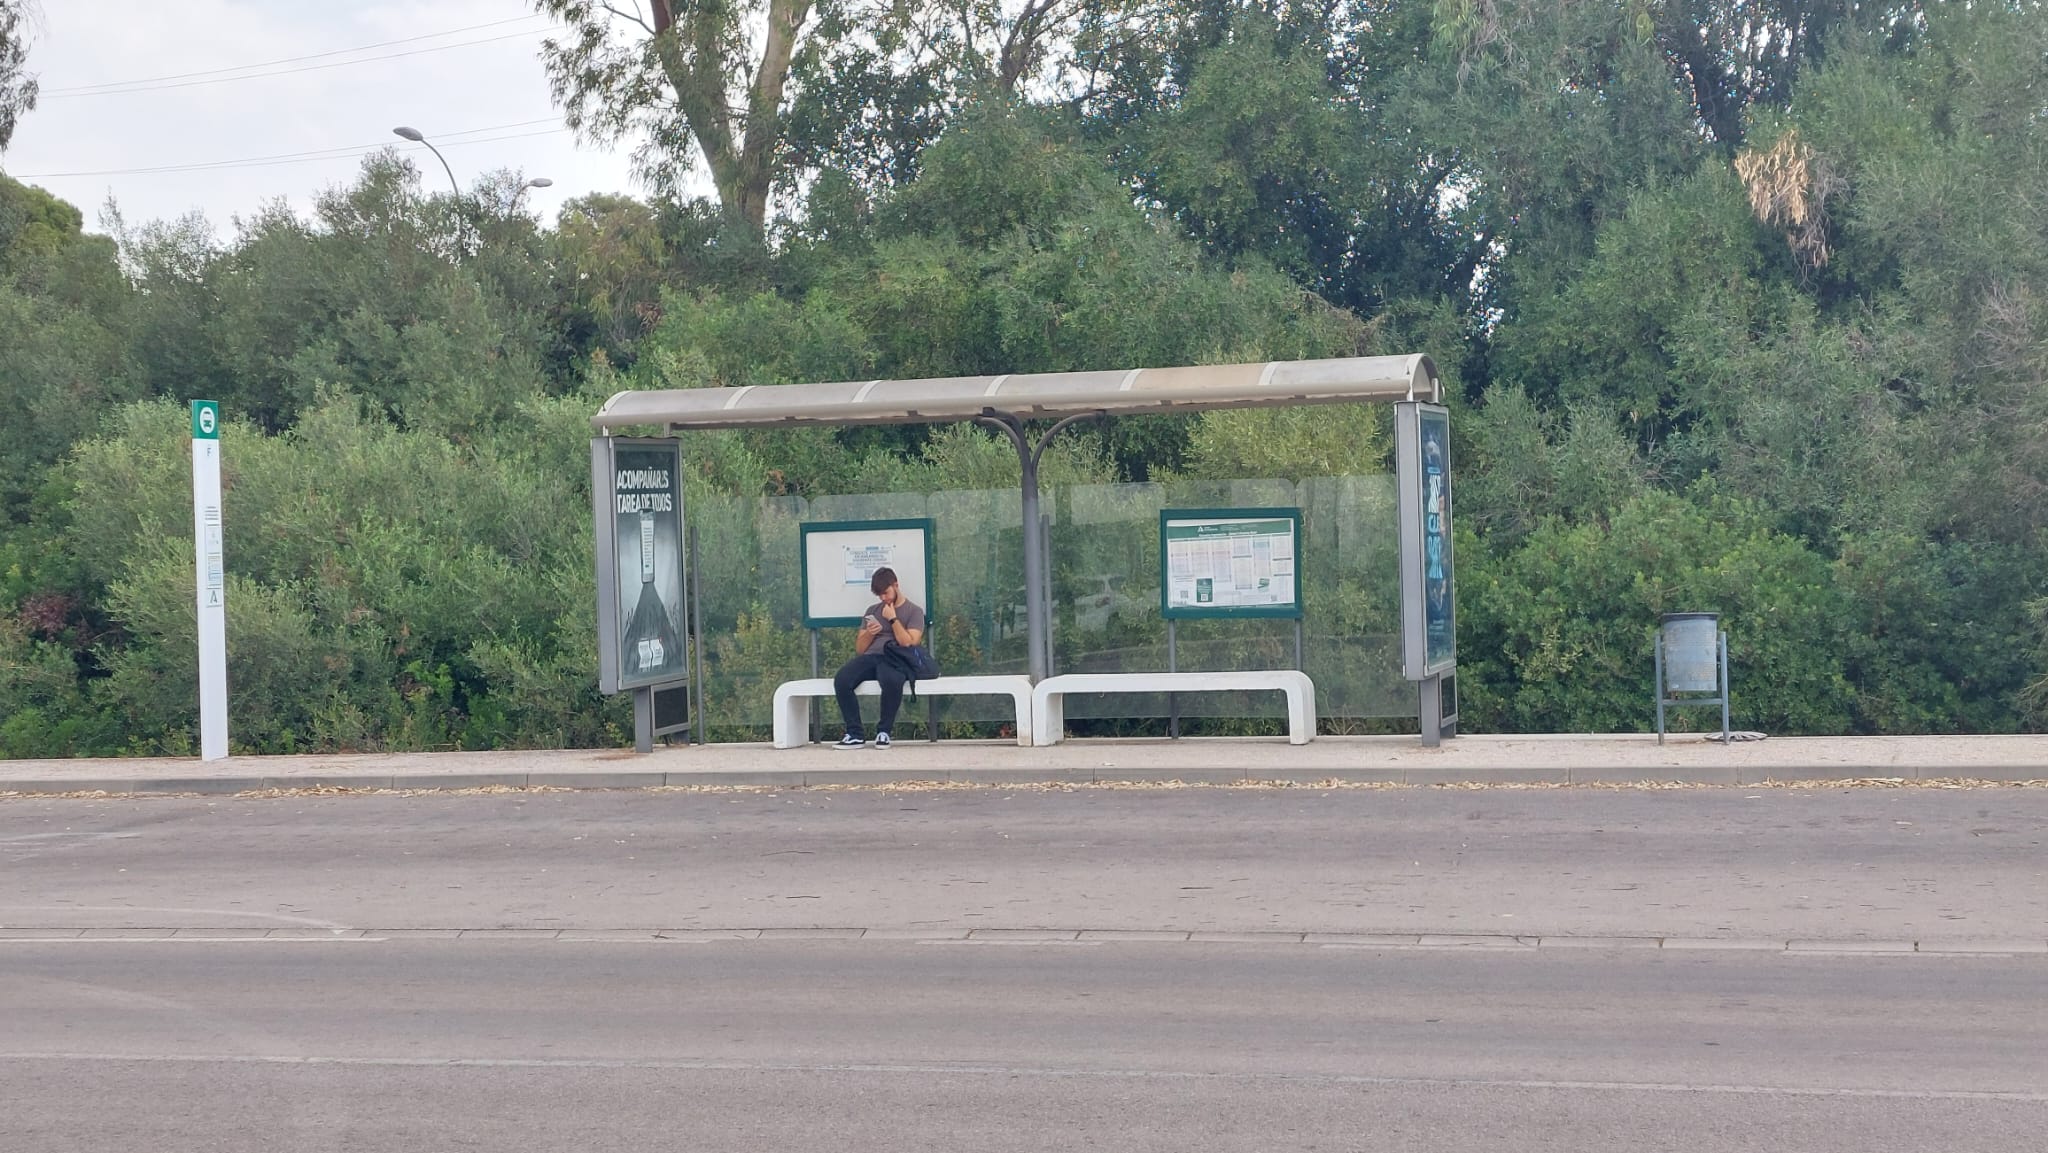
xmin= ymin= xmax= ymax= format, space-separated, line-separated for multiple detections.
xmin=513 ymin=176 xmax=553 ymax=212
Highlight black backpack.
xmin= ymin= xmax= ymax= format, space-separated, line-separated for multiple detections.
xmin=881 ymin=638 xmax=940 ymax=696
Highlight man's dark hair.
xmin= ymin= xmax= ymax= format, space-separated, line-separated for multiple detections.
xmin=870 ymin=567 xmax=898 ymax=596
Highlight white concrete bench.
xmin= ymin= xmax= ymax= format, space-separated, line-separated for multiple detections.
xmin=1031 ymin=671 xmax=1317 ymax=747
xmin=772 ymin=675 xmax=1035 ymax=749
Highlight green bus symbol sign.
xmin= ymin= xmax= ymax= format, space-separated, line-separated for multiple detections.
xmin=192 ymin=401 xmax=220 ymax=439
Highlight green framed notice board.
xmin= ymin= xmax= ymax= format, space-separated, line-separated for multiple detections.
xmin=798 ymin=518 xmax=935 ymax=628
xmin=1159 ymin=508 xmax=1303 ymax=620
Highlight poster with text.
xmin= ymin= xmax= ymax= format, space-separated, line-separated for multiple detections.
xmin=593 ymin=439 xmax=688 ymax=693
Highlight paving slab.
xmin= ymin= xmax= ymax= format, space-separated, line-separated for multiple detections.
xmin=800 ymin=768 xmax=957 ymax=787
xmin=1084 ymin=767 xmax=1253 ymax=785
xmin=389 ymin=773 xmax=530 ymax=790
xmin=133 ymin=778 xmax=265 ymax=795
xmin=1922 ymin=766 xmax=2048 ymax=784
xmin=263 ymin=776 xmax=396 ymax=791
xmin=1253 ymin=769 xmax=1408 ymax=785
xmin=1914 ymin=939 xmax=2048 ymax=954
xmin=1405 ymin=768 xmax=1573 ymax=786
xmin=1743 ymin=767 xmax=1914 ymax=785
xmin=946 ymin=767 xmax=1092 ymax=786
xmin=1 ymin=781 xmax=134 ymax=795
xmin=658 ymin=771 xmax=814 ymax=787
xmin=1534 ymin=936 xmax=1662 ymax=949
xmin=1568 ymin=764 xmax=1742 ymax=786
xmin=1416 ymin=934 xmax=1536 ymax=948
xmin=526 ymin=772 xmax=667 ymax=790
xmin=1786 ymin=938 xmax=1918 ymax=954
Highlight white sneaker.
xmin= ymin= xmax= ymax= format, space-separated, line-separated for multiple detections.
xmin=833 ymin=734 xmax=865 ymax=749
xmin=873 ymin=732 xmax=892 ymax=749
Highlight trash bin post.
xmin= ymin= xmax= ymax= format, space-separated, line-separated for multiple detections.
xmin=1657 ymin=612 xmax=1728 ymax=744
xmin=1655 ymin=631 xmax=1667 ymax=745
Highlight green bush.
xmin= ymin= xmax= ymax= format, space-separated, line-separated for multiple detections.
xmin=1461 ymin=490 xmax=1855 ymax=734
xmin=59 ymin=395 xmax=601 ymax=753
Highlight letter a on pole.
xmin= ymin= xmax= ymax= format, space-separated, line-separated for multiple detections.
xmin=191 ymin=401 xmax=229 ymax=760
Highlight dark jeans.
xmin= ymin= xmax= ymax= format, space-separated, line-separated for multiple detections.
xmin=833 ymin=650 xmax=908 ymax=738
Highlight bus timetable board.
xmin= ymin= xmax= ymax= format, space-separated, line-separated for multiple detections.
xmin=1159 ymin=509 xmax=1303 ymax=620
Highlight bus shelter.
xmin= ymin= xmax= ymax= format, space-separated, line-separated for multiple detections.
xmin=589 ymin=355 xmax=1458 ymax=749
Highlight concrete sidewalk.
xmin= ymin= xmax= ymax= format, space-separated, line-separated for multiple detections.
xmin=3 ymin=733 xmax=2047 ymax=794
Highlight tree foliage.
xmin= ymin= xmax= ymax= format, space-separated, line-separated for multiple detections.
xmin=537 ymin=0 xmax=827 ymax=236
xmin=0 ymin=0 xmax=36 ymax=152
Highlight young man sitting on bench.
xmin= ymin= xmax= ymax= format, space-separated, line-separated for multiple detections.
xmin=831 ymin=567 xmax=927 ymax=750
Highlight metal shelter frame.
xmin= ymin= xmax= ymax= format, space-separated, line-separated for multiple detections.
xmin=592 ymin=354 xmax=1441 ymax=689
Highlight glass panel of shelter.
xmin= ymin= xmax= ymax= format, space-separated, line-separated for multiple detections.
xmin=687 ymin=475 xmax=1419 ymax=739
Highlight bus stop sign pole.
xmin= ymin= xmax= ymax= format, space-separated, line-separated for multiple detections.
xmin=190 ymin=401 xmax=230 ymax=761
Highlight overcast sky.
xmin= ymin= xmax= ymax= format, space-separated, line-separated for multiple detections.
xmin=1 ymin=0 xmax=652 ymax=236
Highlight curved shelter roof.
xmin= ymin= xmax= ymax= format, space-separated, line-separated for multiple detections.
xmin=591 ymin=354 xmax=1439 ymax=432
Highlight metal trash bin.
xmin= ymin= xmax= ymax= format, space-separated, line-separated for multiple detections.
xmin=1656 ymin=612 xmax=1728 ymax=743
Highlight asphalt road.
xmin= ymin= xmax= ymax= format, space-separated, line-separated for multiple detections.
xmin=3 ymin=787 xmax=2046 ymax=939
xmin=2 ymin=941 xmax=2044 ymax=1152
xmin=5 ymin=787 xmax=2046 ymax=1150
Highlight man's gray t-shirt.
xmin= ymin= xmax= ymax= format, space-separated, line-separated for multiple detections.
xmin=864 ymin=600 xmax=926 ymax=649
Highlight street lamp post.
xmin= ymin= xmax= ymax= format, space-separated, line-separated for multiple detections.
xmin=512 ymin=177 xmax=553 ymax=213
xmin=392 ymin=126 xmax=461 ymax=199
xmin=390 ymin=128 xmax=553 ymax=252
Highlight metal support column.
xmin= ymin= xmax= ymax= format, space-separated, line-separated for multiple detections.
xmin=1425 ymin=671 xmax=1458 ymax=745
xmin=1721 ymin=630 xmax=1731 ymax=741
xmin=1041 ymin=498 xmax=1057 ymax=676
xmin=689 ymin=522 xmax=707 ymax=744
xmin=633 ymin=687 xmax=655 ymax=754
xmin=810 ymin=629 xmax=822 ymax=745
xmin=1019 ymin=449 xmax=1047 ymax=681
xmin=1655 ymin=636 xmax=1666 ymax=745
xmin=977 ymin=410 xmax=1103 ymax=685
xmin=1167 ymin=619 xmax=1179 ymax=739
xmin=1419 ymin=674 xmax=1443 ymax=749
